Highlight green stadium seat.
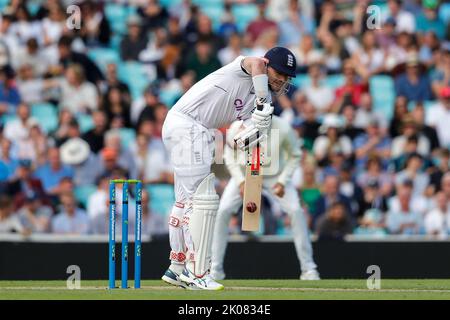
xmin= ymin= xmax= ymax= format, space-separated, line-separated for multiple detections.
xmin=30 ymin=103 xmax=58 ymax=133
xmin=232 ymin=4 xmax=258 ymax=32
xmin=146 ymin=184 xmax=175 ymax=216
xmin=370 ymin=75 xmax=395 ymax=120
xmin=159 ymin=89 xmax=181 ymax=108
xmin=104 ymin=3 xmax=128 ymax=35
xmin=200 ymin=5 xmax=224 ymax=30
xmin=292 ymin=74 xmax=311 ymax=89
xmin=118 ymin=62 xmax=150 ymax=99
xmin=0 ymin=114 xmax=17 ymax=126
xmin=87 ymin=48 xmax=121 ymax=72
xmin=74 ymin=184 xmax=98 ymax=209
xmin=118 ymin=127 xmax=136 ymax=149
xmin=439 ymin=3 xmax=450 ymax=23
xmin=325 ymin=74 xmax=344 ymax=89
xmin=77 ymin=114 xmax=94 ymax=134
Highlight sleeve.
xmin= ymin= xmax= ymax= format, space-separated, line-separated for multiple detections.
xmin=277 ymin=126 xmax=302 ymax=186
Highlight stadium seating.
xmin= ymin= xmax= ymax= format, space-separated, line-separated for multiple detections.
xmin=74 ymin=184 xmax=98 ymax=209
xmin=370 ymin=75 xmax=396 ymax=120
xmin=30 ymin=103 xmax=58 ymax=133
xmin=146 ymin=184 xmax=175 ymax=217
xmin=118 ymin=127 xmax=136 ymax=149
xmin=118 ymin=62 xmax=152 ymax=99
xmin=77 ymin=114 xmax=94 ymax=134
xmin=87 ymin=48 xmax=121 ymax=73
xmin=104 ymin=2 xmax=129 ymax=35
xmin=232 ymin=4 xmax=258 ymax=33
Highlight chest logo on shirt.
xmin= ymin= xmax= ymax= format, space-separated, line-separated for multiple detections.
xmin=234 ymin=98 xmax=244 ymax=120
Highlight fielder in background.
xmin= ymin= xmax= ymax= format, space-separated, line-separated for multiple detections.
xmin=161 ymin=47 xmax=296 ymax=290
xmin=211 ymin=116 xmax=320 ymax=281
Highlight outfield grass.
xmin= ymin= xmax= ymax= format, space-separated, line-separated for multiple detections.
xmin=1 ymin=280 xmax=450 ymax=300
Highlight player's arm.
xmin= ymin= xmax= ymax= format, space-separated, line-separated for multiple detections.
xmin=241 ymin=57 xmax=270 ymax=103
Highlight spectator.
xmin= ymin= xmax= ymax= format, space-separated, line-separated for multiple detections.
xmin=426 ymin=87 xmax=450 ymax=148
xmin=16 ymin=63 xmax=49 ymax=105
xmin=120 ymin=15 xmax=148 ymax=61
xmin=53 ymin=118 xmax=81 ymax=147
xmin=34 ymin=147 xmax=74 ymax=196
xmin=319 ymin=32 xmax=345 ymax=75
xmin=394 ymin=54 xmax=433 ymax=102
xmin=79 ymin=0 xmax=111 ymax=47
xmin=0 ymin=195 xmax=27 ymax=234
xmin=103 ymin=63 xmax=130 ymax=103
xmin=341 ymin=105 xmax=365 ymax=141
xmin=316 ymin=202 xmax=353 ymax=241
xmin=0 ymin=138 xmax=18 ymax=182
xmin=353 ymin=93 xmax=388 ymax=131
xmin=424 ymin=191 xmax=450 ymax=237
xmin=245 ymin=0 xmax=277 ymax=47
xmin=87 ymin=174 xmax=110 ymax=220
xmin=278 ymin=0 xmax=314 ymax=47
xmin=357 ymin=179 xmax=389 ymax=220
xmin=218 ymin=33 xmax=243 ymax=66
xmin=133 ymin=84 xmax=160 ymax=126
xmin=60 ymin=137 xmax=100 ymax=186
xmin=388 ymin=179 xmax=429 ymax=218
xmin=352 ymin=30 xmax=385 ymax=76
xmin=102 ymin=86 xmax=131 ymax=128
xmin=383 ymin=0 xmax=416 ymax=34
xmin=51 ymin=193 xmax=89 ymax=234
xmin=353 ymin=209 xmax=388 ymax=236
xmin=389 ymin=95 xmax=409 ymax=138
xmin=289 ymin=34 xmax=323 ymax=73
xmin=332 ymin=59 xmax=369 ymax=112
xmin=416 ymin=0 xmax=446 ymax=40
xmin=312 ymin=174 xmax=353 ymax=227
xmin=313 ymin=114 xmax=352 ymax=167
xmin=3 ymin=103 xmax=36 ymax=144
xmin=9 ymin=4 xmax=39 ymax=45
xmin=14 ymin=38 xmax=50 ymax=77
xmin=130 ymin=132 xmax=172 ymax=185
xmin=58 ymin=64 xmax=99 ymax=114
xmin=357 ymin=155 xmax=394 ymax=197
xmin=386 ymin=183 xmax=423 ymax=235
xmin=428 ymin=149 xmax=450 ymax=194
xmin=15 ymin=122 xmax=48 ymax=166
xmin=0 ymin=66 xmax=21 ymax=113
xmin=156 ymin=44 xmax=185 ymax=83
xmin=217 ymin=2 xmax=238 ymax=41
xmin=17 ymin=194 xmax=52 ymax=233
xmin=353 ymin=117 xmax=391 ymax=172
xmin=185 ymin=38 xmax=222 ymax=82
xmin=410 ymin=102 xmax=440 ymax=152
xmin=193 ymin=14 xmax=224 ymax=55
xmin=50 ymin=109 xmax=75 ymax=146
xmin=297 ymin=164 xmax=321 ymax=228
xmin=430 ymin=48 xmax=450 ymax=97
xmin=40 ymin=0 xmax=66 ymax=47
xmin=57 ymin=35 xmax=104 ymax=85
xmin=98 ymin=147 xmax=122 ymax=178
xmin=442 ymin=172 xmax=450 ymax=200
xmin=395 ymin=153 xmax=429 ymax=197
xmin=137 ymin=0 xmax=169 ymax=31
xmin=82 ymin=110 xmax=108 ymax=154
xmin=152 ymin=103 xmax=168 ymax=138
xmin=303 ymin=63 xmax=333 ymax=114
xmin=391 ymin=114 xmax=430 ymax=158
xmin=102 ymin=129 xmax=137 ymax=179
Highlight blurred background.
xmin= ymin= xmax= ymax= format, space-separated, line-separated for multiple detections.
xmin=0 ymin=0 xmax=449 ymax=279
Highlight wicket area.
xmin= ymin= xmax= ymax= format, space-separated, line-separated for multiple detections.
xmin=108 ymin=179 xmax=143 ymax=289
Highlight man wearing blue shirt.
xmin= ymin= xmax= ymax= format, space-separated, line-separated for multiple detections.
xmin=34 ymin=147 xmax=74 ymax=195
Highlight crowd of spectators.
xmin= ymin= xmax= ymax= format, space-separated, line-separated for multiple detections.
xmin=0 ymin=0 xmax=449 ymax=240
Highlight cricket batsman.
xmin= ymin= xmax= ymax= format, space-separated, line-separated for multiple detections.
xmin=161 ymin=47 xmax=296 ymax=290
xmin=210 ymin=115 xmax=320 ymax=281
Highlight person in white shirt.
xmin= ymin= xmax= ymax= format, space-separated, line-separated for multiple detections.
xmin=161 ymin=47 xmax=297 ymax=290
xmin=303 ymin=63 xmax=333 ymax=114
xmin=424 ymin=192 xmax=450 ymax=237
xmin=383 ymin=0 xmax=416 ymax=34
xmin=58 ymin=64 xmax=99 ymax=114
xmin=51 ymin=193 xmax=89 ymax=234
xmin=3 ymin=103 xmax=38 ymax=144
xmin=211 ymin=116 xmax=319 ymax=281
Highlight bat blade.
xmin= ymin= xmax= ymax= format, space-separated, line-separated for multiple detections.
xmin=242 ymin=146 xmax=263 ymax=231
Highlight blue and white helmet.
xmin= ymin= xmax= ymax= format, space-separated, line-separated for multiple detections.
xmin=264 ymin=47 xmax=297 ymax=78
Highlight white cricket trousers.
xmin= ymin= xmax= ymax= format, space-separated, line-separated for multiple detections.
xmin=162 ymin=110 xmax=215 ymax=267
xmin=211 ymin=177 xmax=317 ymax=274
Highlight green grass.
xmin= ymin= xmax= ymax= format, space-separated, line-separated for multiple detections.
xmin=1 ymin=280 xmax=450 ymax=300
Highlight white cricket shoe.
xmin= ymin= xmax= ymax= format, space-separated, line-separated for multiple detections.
xmin=162 ymin=268 xmax=188 ymax=288
xmin=300 ymin=269 xmax=321 ymax=280
xmin=210 ymin=268 xmax=226 ymax=281
xmin=180 ymin=268 xmax=225 ymax=291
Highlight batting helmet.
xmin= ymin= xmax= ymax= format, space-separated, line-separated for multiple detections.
xmin=264 ymin=47 xmax=297 ymax=78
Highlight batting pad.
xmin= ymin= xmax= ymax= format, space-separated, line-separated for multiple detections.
xmin=189 ymin=173 xmax=219 ymax=277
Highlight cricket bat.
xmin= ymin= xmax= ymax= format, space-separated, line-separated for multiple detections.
xmin=242 ymin=139 xmax=263 ymax=231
